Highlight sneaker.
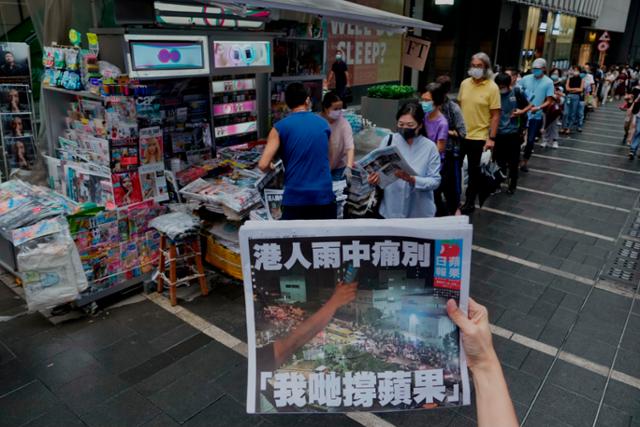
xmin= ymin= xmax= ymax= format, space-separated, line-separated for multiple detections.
xmin=520 ymin=165 xmax=529 ymax=173
xmin=630 ymin=153 xmax=635 ymax=160
xmin=540 ymin=141 xmax=547 ymax=148
xmin=577 ymin=128 xmax=583 ymax=132
xmin=506 ymin=188 xmax=515 ymax=195
xmin=552 ymin=141 xmax=559 ymax=149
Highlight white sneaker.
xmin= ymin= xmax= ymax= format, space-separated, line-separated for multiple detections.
xmin=540 ymin=141 xmax=547 ymax=148
xmin=552 ymin=141 xmax=559 ymax=149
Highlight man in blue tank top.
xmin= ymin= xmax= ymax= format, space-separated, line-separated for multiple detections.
xmin=258 ymin=83 xmax=336 ymax=220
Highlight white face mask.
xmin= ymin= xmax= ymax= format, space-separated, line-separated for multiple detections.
xmin=328 ymin=110 xmax=342 ymax=120
xmin=468 ymin=67 xmax=484 ymax=79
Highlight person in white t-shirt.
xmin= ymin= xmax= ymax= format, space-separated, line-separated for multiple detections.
xmin=319 ymin=91 xmax=354 ymax=181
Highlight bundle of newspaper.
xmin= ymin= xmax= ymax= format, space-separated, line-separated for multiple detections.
xmin=262 ymin=180 xmax=348 ymax=220
xmin=239 ymin=216 xmax=473 ymax=414
xmin=179 ymin=177 xmax=263 ymax=219
xmin=207 ymin=220 xmax=241 ymax=253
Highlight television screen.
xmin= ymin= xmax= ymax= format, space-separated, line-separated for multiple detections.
xmin=130 ymin=41 xmax=205 ymax=71
xmin=213 ymin=41 xmax=271 ymax=69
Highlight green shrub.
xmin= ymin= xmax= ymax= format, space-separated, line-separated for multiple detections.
xmin=367 ymin=84 xmax=415 ymax=99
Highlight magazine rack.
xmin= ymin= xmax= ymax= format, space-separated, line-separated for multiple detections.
xmin=0 ymin=83 xmax=38 ymax=181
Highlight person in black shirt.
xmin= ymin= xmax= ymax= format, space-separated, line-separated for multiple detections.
xmin=561 ymin=66 xmax=584 ymax=135
xmin=0 ymin=52 xmax=26 ymax=77
xmin=327 ymin=49 xmax=350 ymax=106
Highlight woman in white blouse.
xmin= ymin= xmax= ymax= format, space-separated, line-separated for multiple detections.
xmin=367 ymin=102 xmax=442 ymax=218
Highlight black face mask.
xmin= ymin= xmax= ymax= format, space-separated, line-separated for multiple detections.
xmin=398 ymin=127 xmax=418 ymax=140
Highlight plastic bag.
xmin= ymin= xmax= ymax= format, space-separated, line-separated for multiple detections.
xmin=15 ymin=217 xmax=88 ymax=311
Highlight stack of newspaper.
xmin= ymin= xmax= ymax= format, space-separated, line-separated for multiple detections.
xmin=262 ymin=180 xmax=348 ymax=220
xmin=179 ymin=178 xmax=263 ymax=220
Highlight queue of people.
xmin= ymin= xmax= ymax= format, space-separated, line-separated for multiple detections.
xmin=258 ymin=54 xmax=637 ymax=223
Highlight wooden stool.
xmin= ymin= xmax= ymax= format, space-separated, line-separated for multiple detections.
xmin=156 ymin=234 xmax=208 ymax=306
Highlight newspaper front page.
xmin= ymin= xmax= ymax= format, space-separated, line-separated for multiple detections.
xmin=240 ymin=218 xmax=472 ymax=414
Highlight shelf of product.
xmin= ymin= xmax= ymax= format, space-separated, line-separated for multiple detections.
xmin=211 ymin=75 xmax=259 ymax=147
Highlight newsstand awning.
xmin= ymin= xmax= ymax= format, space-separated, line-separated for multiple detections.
xmin=196 ymin=0 xmax=443 ymax=32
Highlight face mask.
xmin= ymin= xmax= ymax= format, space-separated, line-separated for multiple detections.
xmin=328 ymin=110 xmax=342 ymax=120
xmin=551 ymin=74 xmax=559 ymax=81
xmin=336 ymin=54 xmax=342 ymax=61
xmin=420 ymin=101 xmax=434 ymax=114
xmin=580 ymin=73 xmax=586 ymax=79
xmin=532 ymin=68 xmax=544 ymax=78
xmin=499 ymin=88 xmax=509 ymax=95
xmin=468 ymin=67 xmax=484 ymax=79
xmin=398 ymin=127 xmax=418 ymax=140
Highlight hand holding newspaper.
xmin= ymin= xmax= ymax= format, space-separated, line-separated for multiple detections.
xmin=356 ymin=145 xmax=417 ymax=189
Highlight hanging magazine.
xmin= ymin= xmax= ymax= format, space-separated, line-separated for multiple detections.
xmin=240 ymin=217 xmax=472 ymax=414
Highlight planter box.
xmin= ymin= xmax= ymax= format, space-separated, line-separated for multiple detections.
xmin=360 ymin=96 xmax=418 ymax=130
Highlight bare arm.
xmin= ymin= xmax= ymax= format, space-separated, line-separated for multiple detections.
xmin=447 ymin=299 xmax=519 ymax=427
xmin=273 ymin=282 xmax=357 ymax=367
xmin=535 ymin=96 xmax=554 ymax=112
xmin=345 ymin=71 xmax=351 ymax=87
xmin=485 ymin=109 xmax=500 ymax=149
xmin=258 ymin=128 xmax=280 ymax=172
xmin=346 ymin=148 xmax=355 ymax=168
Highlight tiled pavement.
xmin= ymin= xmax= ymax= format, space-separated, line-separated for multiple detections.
xmin=1 ymin=103 xmax=640 ymax=426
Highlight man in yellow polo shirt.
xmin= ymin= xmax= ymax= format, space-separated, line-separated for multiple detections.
xmin=457 ymin=52 xmax=501 ymax=215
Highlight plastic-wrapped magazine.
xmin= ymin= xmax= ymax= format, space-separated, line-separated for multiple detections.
xmin=240 ymin=217 xmax=473 ymax=414
xmin=357 ymin=145 xmax=416 ymax=189
xmin=16 ymin=217 xmax=88 ymax=311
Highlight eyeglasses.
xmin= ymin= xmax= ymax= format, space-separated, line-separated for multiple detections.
xmin=397 ymin=121 xmax=418 ymax=129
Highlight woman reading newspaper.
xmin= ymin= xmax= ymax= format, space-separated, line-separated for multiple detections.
xmin=367 ymin=102 xmax=442 ymax=218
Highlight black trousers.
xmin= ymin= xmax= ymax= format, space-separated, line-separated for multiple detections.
xmin=494 ymin=133 xmax=521 ymax=191
xmin=435 ymin=151 xmax=461 ymax=216
xmin=282 ymin=203 xmax=337 ymax=220
xmin=461 ymin=139 xmax=486 ymax=206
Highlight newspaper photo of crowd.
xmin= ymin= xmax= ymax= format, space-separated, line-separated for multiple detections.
xmin=251 ymin=236 xmax=463 ymax=412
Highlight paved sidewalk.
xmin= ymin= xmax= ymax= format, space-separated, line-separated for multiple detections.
xmin=0 ymin=103 xmax=639 ymax=426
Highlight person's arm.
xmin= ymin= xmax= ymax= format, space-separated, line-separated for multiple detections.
xmin=436 ymin=119 xmax=449 ymax=153
xmin=486 ymin=109 xmax=500 ymax=149
xmin=398 ymin=145 xmax=441 ymax=190
xmin=533 ymin=95 xmax=554 ymax=112
xmin=345 ymin=70 xmax=351 ymax=87
xmin=452 ymin=103 xmax=467 ymax=138
xmin=344 ymin=121 xmax=355 ymax=167
xmin=447 ymin=298 xmax=519 ymax=427
xmin=327 ymin=69 xmax=335 ymax=87
xmin=258 ymin=128 xmax=281 ymax=172
xmin=273 ymin=282 xmax=357 ymax=367
xmin=485 ymin=85 xmax=501 ymax=149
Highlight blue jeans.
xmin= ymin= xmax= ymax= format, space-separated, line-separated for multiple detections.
xmin=578 ymin=100 xmax=585 ymax=128
xmin=563 ymin=94 xmax=581 ymax=130
xmin=331 ymin=167 xmax=346 ymax=181
xmin=631 ymin=126 xmax=640 ymax=156
xmin=524 ymin=118 xmax=543 ymax=160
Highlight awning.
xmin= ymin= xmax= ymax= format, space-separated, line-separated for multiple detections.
xmin=196 ymin=0 xmax=443 ymax=32
xmin=507 ymin=0 xmax=604 ymax=20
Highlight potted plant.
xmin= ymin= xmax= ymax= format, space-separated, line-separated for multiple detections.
xmin=361 ymin=84 xmax=418 ymax=129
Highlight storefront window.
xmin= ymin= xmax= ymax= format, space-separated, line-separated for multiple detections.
xmin=520 ymin=7 xmax=541 ymax=71
xmin=520 ymin=7 xmax=576 ymax=71
xmin=545 ymin=13 xmax=576 ymax=70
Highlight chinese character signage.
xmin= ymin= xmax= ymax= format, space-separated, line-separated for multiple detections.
xmin=240 ymin=218 xmax=472 ymax=413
